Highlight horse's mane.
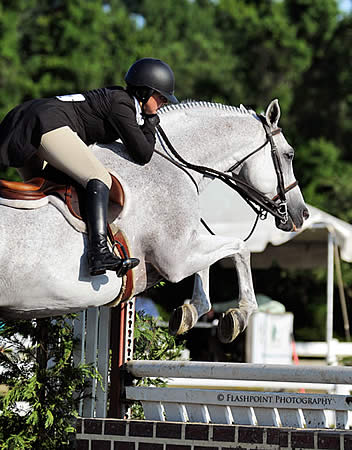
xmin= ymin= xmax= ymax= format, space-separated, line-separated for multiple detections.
xmin=159 ymin=100 xmax=256 ymax=116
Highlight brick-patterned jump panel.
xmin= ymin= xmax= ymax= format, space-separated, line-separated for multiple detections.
xmin=76 ymin=418 xmax=352 ymax=450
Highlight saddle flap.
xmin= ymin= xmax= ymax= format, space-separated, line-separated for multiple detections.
xmin=0 ymin=178 xmax=43 ymax=191
xmin=109 ymin=174 xmax=124 ymax=206
xmin=0 ymin=178 xmax=47 ymax=200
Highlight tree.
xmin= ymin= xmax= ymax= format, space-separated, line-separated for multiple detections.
xmin=18 ymin=0 xmax=136 ymax=97
xmin=294 ymin=138 xmax=352 ymax=221
xmin=214 ymin=0 xmax=312 ymax=112
xmin=0 ymin=1 xmax=35 ymax=117
xmin=0 ymin=317 xmax=99 ymax=449
xmin=121 ymin=0 xmax=237 ymax=102
xmin=287 ymin=0 xmax=352 ymax=156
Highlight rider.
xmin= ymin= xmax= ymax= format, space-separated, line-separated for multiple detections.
xmin=0 ymin=58 xmax=179 ymax=277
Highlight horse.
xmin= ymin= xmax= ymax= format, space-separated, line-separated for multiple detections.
xmin=0 ymin=99 xmax=308 ymax=343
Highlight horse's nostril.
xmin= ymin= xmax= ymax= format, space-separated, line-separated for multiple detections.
xmin=303 ymin=208 xmax=310 ymax=220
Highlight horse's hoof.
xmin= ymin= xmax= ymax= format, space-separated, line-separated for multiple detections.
xmin=169 ymin=303 xmax=198 ymax=336
xmin=217 ymin=308 xmax=244 ymax=343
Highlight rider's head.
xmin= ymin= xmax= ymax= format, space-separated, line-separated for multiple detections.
xmin=125 ymin=58 xmax=179 ymax=107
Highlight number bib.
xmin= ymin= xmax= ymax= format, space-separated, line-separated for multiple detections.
xmin=56 ymin=94 xmax=86 ymax=102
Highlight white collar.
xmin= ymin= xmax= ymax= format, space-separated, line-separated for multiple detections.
xmin=134 ymin=97 xmax=144 ymax=126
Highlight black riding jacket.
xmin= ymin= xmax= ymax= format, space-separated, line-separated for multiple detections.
xmin=0 ymin=86 xmax=160 ymax=167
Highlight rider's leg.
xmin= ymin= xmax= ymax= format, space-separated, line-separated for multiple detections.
xmin=38 ymin=126 xmax=139 ymax=276
xmin=84 ymin=179 xmax=139 ymax=276
xmin=38 ymin=126 xmax=111 ymax=187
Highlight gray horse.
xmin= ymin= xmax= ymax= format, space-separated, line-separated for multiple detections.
xmin=0 ymin=99 xmax=308 ymax=343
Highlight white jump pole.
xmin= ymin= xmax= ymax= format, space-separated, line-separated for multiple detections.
xmin=125 ymin=360 xmax=352 ymax=385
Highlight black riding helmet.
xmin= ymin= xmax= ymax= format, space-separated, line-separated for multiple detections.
xmin=125 ymin=58 xmax=178 ymax=105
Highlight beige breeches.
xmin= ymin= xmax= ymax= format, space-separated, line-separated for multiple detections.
xmin=17 ymin=126 xmax=111 ymax=188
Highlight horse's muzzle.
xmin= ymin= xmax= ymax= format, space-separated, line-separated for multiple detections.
xmin=276 ymin=205 xmax=309 ymax=232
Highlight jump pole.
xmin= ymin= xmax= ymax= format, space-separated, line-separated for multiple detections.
xmin=125 ymin=359 xmax=352 ymax=385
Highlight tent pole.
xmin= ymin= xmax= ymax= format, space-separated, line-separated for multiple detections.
xmin=326 ymin=231 xmax=336 ymax=365
xmin=334 ymin=244 xmax=351 ymax=341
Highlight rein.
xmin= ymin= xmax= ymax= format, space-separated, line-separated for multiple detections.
xmin=156 ymin=118 xmax=298 ymax=228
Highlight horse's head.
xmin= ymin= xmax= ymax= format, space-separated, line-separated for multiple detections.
xmin=234 ymin=99 xmax=309 ymax=232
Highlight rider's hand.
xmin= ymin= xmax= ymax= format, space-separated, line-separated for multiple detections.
xmin=143 ymin=114 xmax=160 ymax=128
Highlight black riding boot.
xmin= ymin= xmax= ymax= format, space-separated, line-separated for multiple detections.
xmin=86 ymin=179 xmax=139 ymax=276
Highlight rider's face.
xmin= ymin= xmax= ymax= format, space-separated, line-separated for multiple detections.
xmin=143 ymin=92 xmax=168 ymax=115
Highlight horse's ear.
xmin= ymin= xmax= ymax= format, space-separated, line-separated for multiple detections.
xmin=265 ymin=99 xmax=281 ymax=128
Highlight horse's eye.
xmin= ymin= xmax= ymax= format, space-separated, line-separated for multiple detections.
xmin=284 ymin=151 xmax=294 ymax=161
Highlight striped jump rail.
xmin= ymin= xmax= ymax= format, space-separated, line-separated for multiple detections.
xmin=124 ymin=360 xmax=352 ymax=429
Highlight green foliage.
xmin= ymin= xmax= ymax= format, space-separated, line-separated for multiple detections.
xmin=0 ymin=168 xmax=21 ymax=182
xmin=0 ymin=0 xmax=137 ymax=118
xmin=133 ymin=312 xmax=185 ymax=362
xmin=293 ymin=137 xmax=352 ymax=226
xmin=340 ymin=355 xmax=352 ymax=366
xmin=0 ymin=316 xmax=100 ymax=449
xmin=215 ymin=0 xmax=312 ymax=111
xmin=0 ymin=1 xmax=32 ymax=116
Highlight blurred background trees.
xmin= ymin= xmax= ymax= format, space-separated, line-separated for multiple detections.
xmin=0 ymin=0 xmax=351 ymax=341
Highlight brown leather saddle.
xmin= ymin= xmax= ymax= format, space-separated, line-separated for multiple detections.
xmin=0 ymin=167 xmax=134 ymax=302
xmin=0 ymin=167 xmax=124 ymax=220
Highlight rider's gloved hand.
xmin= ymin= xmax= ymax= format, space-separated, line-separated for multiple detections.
xmin=143 ymin=114 xmax=160 ymax=128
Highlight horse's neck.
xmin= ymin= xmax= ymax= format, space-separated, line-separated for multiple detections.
xmin=159 ymin=105 xmax=262 ymax=191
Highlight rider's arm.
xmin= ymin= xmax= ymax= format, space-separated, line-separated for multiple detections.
xmin=108 ymin=96 xmax=159 ymax=164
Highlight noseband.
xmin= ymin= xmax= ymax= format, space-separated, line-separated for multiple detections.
xmin=156 ymin=116 xmax=298 ymax=226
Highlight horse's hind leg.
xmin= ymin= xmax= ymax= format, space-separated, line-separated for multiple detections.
xmin=169 ymin=268 xmax=211 ymax=335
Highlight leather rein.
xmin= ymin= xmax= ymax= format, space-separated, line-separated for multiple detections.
xmin=156 ymin=115 xmax=298 ymax=228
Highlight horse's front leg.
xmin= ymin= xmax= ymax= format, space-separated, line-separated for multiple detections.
xmin=169 ymin=268 xmax=211 ymax=335
xmin=217 ymin=247 xmax=258 ymax=343
xmin=154 ymin=234 xmax=257 ymax=342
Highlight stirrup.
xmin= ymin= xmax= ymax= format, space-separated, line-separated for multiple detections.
xmin=116 ymin=258 xmax=140 ymax=278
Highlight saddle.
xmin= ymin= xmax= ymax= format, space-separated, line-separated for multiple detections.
xmin=0 ymin=168 xmax=124 ymax=220
xmin=0 ymin=168 xmax=134 ymax=303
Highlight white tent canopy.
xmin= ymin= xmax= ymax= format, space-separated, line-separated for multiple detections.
xmin=200 ymin=180 xmax=352 ymax=269
xmin=200 ymin=180 xmax=352 ymax=364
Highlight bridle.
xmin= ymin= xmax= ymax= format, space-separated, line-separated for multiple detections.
xmin=155 ymin=115 xmax=298 ymax=233
xmin=224 ymin=115 xmax=298 ymax=224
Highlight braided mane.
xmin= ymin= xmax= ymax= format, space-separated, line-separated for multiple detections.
xmin=159 ymin=100 xmax=255 ymax=116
